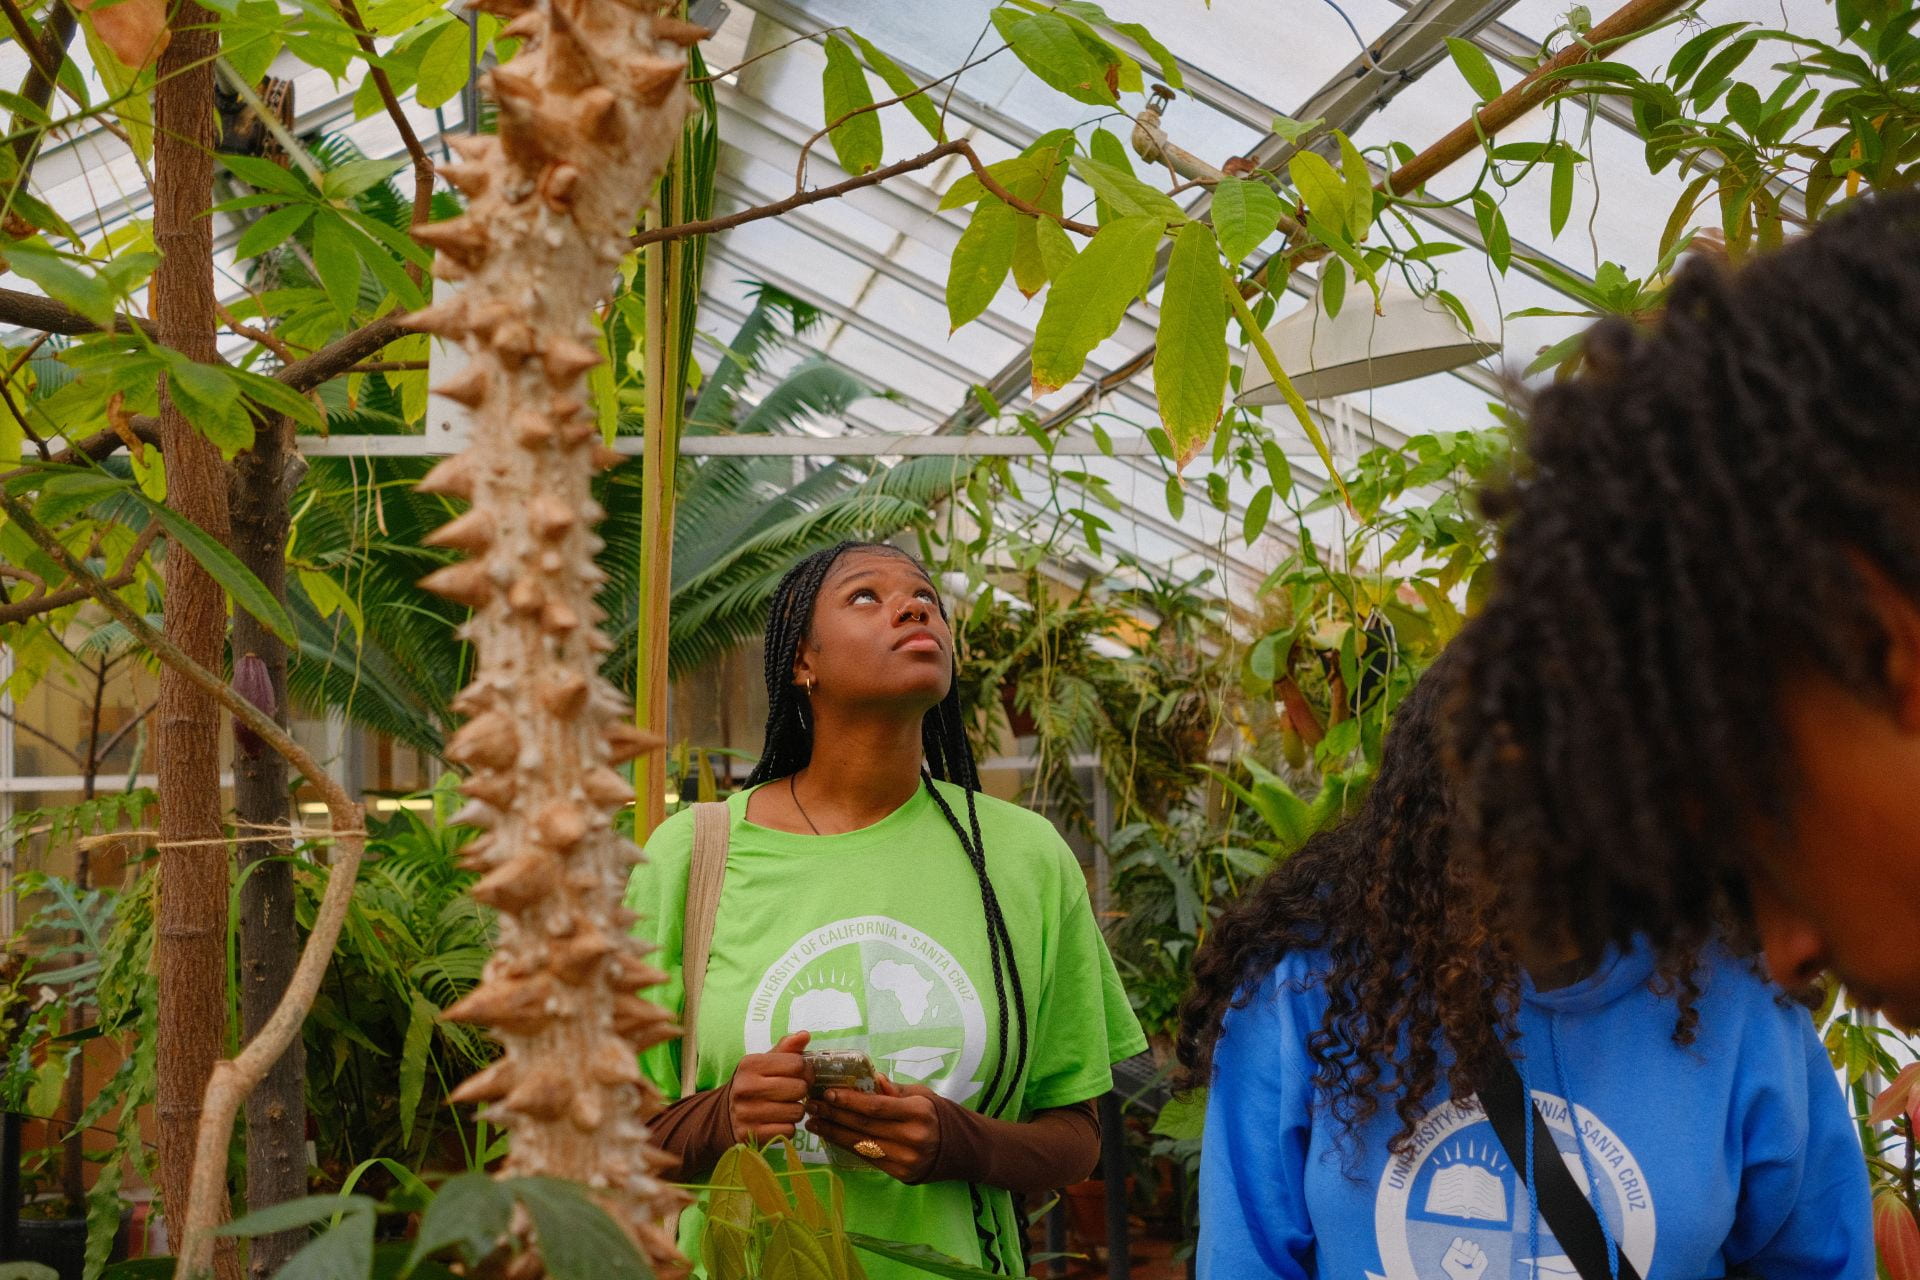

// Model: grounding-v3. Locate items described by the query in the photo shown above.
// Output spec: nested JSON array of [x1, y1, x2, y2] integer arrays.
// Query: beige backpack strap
[[679, 801, 731, 1100]]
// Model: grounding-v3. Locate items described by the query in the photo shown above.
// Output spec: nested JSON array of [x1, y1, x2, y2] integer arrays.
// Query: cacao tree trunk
[[152, 8, 238, 1270], [231, 417, 306, 1277]]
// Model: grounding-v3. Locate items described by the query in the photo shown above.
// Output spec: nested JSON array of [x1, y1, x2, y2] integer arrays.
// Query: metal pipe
[[1101, 1089, 1130, 1280]]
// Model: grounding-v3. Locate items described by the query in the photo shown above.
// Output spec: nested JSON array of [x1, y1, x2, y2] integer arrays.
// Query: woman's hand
[[806, 1074, 943, 1183], [729, 1031, 814, 1143]]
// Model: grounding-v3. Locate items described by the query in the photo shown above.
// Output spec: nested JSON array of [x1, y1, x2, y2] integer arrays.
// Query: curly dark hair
[[1446, 189, 1920, 976], [1177, 651, 1702, 1152]]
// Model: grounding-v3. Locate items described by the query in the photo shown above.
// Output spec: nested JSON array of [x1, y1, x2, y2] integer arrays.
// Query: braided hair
[[1177, 650, 1702, 1154], [1447, 189, 1920, 973], [747, 540, 1029, 1269]]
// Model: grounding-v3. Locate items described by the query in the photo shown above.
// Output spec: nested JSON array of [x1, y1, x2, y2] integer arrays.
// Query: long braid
[[749, 541, 1031, 1272]]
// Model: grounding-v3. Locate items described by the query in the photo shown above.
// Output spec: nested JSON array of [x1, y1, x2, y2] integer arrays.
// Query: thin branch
[[630, 137, 1095, 253], [633, 139, 967, 248], [0, 521, 160, 626], [0, 708, 87, 770], [0, 0, 63, 98], [794, 45, 1004, 190], [0, 494, 364, 1280], [342, 359, 427, 373], [334, 0, 434, 277], [689, 25, 847, 84], [93, 697, 157, 763], [218, 302, 296, 366]]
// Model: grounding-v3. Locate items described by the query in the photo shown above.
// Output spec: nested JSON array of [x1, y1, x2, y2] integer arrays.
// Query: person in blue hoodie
[[1176, 653, 1872, 1279]]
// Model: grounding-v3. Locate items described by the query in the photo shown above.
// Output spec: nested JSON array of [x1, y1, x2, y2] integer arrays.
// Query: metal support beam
[[297, 431, 1160, 458]]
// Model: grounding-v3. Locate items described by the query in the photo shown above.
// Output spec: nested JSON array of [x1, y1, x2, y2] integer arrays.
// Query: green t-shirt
[[624, 779, 1146, 1278]]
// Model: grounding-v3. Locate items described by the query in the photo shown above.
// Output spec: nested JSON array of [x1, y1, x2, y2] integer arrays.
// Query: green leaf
[[1034, 216, 1077, 278], [1156, 222, 1227, 466], [322, 155, 410, 202], [1070, 155, 1184, 222], [1549, 146, 1575, 238], [1471, 191, 1511, 274], [850, 33, 942, 143], [413, 19, 470, 109], [1321, 257, 1346, 320], [1286, 151, 1347, 234], [763, 1219, 836, 1280], [219, 1195, 371, 1238], [278, 1208, 375, 1280], [1335, 131, 1372, 241], [1150, 1089, 1207, 1140], [1210, 177, 1283, 265], [132, 484, 298, 645], [1446, 35, 1501, 100], [947, 199, 1017, 331], [0, 1263, 60, 1280], [235, 204, 313, 261], [6, 244, 116, 326], [1242, 485, 1274, 545], [509, 1180, 653, 1280], [222, 153, 309, 195], [821, 35, 882, 175], [1164, 474, 1185, 520], [845, 1234, 1002, 1279], [230, 367, 325, 430], [1261, 439, 1292, 495], [159, 351, 254, 454], [1030, 214, 1162, 394], [409, 1173, 513, 1270], [1268, 112, 1325, 144], [396, 991, 436, 1146], [1086, 127, 1135, 223], [1689, 35, 1758, 108], [996, 10, 1115, 106], [309, 212, 362, 319]]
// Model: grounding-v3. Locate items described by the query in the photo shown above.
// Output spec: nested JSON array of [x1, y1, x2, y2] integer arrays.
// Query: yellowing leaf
[[947, 199, 1017, 330], [1030, 214, 1162, 394], [1156, 222, 1228, 466], [1336, 131, 1373, 242], [1287, 151, 1347, 235]]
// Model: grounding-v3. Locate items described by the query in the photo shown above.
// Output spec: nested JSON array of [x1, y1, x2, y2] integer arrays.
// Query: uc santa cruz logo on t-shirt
[[745, 915, 988, 1162], [1367, 1093, 1656, 1280]]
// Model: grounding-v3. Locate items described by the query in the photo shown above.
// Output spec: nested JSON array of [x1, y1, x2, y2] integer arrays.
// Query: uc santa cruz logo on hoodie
[[1368, 1092, 1656, 1280]]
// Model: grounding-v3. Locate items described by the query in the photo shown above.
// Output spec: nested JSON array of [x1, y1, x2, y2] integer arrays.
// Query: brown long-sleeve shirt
[[649, 1083, 1102, 1195]]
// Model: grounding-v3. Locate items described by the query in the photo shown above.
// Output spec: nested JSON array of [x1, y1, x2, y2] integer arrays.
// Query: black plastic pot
[[11, 1212, 88, 1280]]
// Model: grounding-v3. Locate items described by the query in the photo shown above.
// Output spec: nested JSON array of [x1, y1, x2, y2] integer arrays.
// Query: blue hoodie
[[1197, 942, 1871, 1279]]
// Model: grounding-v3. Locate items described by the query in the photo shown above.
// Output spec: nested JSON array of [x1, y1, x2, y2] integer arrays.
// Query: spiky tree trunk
[[405, 2, 700, 1270], [151, 7, 238, 1269]]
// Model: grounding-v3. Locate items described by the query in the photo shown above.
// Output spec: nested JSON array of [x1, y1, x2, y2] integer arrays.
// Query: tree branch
[[0, 493, 365, 1280], [6, 0, 76, 175], [630, 137, 1095, 252], [0, 286, 157, 339], [0, 521, 160, 626], [334, 0, 434, 278]]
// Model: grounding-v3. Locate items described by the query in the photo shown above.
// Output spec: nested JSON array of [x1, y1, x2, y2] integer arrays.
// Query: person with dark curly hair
[[1179, 654, 1869, 1279], [1446, 190, 1920, 1026]]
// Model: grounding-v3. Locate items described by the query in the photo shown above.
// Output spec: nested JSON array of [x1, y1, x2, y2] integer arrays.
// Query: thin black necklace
[[789, 773, 823, 835]]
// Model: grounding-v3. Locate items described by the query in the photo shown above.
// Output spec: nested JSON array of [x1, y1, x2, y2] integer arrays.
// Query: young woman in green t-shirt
[[626, 541, 1145, 1277]]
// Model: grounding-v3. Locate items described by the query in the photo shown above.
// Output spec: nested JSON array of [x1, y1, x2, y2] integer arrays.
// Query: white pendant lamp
[[1235, 279, 1500, 405]]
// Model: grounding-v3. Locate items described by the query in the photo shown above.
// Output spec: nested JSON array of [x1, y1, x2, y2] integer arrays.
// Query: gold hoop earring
[[803, 676, 815, 692]]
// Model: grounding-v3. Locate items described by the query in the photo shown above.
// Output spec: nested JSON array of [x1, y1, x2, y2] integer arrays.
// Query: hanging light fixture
[[1236, 279, 1500, 404]]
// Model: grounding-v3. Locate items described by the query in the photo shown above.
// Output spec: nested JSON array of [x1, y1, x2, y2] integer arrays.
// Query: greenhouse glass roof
[[3, 0, 1839, 597]]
